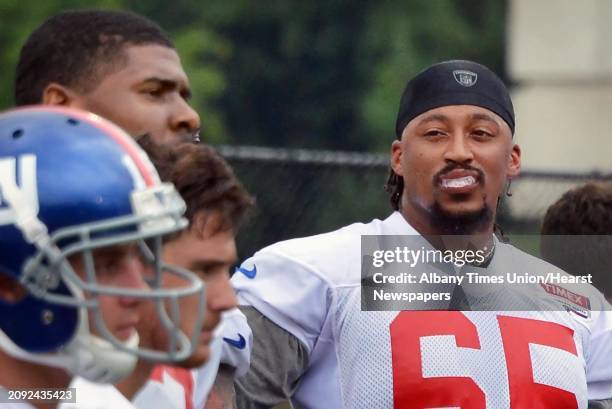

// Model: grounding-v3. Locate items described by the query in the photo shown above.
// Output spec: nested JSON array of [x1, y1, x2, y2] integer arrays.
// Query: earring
[[506, 179, 513, 197]]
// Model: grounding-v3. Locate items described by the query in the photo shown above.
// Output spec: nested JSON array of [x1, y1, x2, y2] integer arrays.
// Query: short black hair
[[15, 9, 174, 106]]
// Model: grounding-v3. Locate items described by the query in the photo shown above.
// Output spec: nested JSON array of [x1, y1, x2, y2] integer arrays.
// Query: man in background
[[15, 9, 200, 145], [541, 182, 612, 302]]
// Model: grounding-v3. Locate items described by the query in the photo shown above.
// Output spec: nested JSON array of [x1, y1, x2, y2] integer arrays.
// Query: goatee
[[429, 202, 492, 235]]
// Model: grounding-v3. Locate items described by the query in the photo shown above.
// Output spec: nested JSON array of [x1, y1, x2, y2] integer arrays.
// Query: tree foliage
[[1, 0, 506, 150]]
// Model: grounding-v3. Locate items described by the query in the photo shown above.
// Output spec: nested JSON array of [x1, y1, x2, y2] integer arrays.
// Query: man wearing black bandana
[[388, 59, 517, 237], [220, 60, 612, 408]]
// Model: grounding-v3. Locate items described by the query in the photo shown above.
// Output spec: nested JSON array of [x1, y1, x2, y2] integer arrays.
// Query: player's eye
[[146, 88, 164, 98], [180, 89, 192, 102], [139, 86, 167, 100], [193, 267, 211, 279], [94, 257, 121, 277], [423, 129, 447, 139], [471, 129, 494, 140]]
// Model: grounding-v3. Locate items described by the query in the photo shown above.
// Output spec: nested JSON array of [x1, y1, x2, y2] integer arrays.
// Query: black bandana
[[395, 60, 515, 138]]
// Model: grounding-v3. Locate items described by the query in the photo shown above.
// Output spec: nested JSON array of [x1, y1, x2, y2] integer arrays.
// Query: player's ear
[[507, 143, 521, 178], [391, 140, 403, 176], [42, 82, 79, 107], [0, 272, 27, 304]]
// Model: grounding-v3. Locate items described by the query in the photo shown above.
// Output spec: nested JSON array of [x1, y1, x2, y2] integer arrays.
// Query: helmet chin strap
[[65, 331, 139, 383], [0, 323, 139, 384]]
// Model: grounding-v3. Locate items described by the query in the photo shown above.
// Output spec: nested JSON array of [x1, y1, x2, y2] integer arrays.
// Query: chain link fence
[[215, 145, 612, 260]]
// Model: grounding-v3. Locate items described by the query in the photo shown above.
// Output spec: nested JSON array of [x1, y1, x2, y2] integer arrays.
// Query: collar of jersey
[[382, 211, 421, 235]]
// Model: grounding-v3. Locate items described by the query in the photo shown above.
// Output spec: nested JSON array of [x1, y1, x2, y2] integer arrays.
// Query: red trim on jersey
[[150, 365, 194, 409], [10, 105, 156, 187], [540, 283, 590, 309]]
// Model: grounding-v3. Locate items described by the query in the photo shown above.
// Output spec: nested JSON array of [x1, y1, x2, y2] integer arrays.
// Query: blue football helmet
[[0, 106, 205, 383]]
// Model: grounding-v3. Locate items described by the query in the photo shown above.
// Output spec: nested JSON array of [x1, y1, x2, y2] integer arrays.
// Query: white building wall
[[508, 0, 612, 173]]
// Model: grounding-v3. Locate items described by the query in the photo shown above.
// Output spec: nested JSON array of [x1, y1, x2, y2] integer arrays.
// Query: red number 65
[[390, 311, 578, 409]]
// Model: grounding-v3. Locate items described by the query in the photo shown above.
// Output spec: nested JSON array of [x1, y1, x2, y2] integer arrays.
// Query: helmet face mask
[[0, 106, 205, 383]]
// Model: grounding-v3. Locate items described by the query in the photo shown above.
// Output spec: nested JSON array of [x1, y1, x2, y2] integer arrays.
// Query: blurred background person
[[14, 9, 201, 145], [541, 183, 612, 302]]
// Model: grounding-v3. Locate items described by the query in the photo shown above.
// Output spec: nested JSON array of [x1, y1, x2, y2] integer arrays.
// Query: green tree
[[358, 0, 507, 151]]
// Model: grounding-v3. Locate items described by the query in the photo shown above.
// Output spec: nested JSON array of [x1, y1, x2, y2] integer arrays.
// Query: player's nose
[[118, 258, 151, 307], [208, 274, 237, 313], [443, 133, 474, 164], [169, 97, 200, 142]]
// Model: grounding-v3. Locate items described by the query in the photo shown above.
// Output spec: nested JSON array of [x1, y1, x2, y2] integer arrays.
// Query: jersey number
[[390, 311, 578, 409]]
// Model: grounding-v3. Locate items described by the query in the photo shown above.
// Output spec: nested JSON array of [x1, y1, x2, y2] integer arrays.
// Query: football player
[[225, 60, 612, 408], [118, 140, 254, 409], [0, 106, 204, 408]]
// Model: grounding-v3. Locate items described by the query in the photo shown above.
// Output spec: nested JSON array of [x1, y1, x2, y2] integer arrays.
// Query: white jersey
[[61, 378, 135, 409], [134, 308, 250, 409], [133, 335, 222, 409], [231, 212, 612, 408]]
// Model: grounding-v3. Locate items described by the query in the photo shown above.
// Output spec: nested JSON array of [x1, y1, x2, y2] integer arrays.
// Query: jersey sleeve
[[231, 248, 332, 353], [229, 248, 332, 407], [586, 304, 612, 400], [234, 306, 310, 408]]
